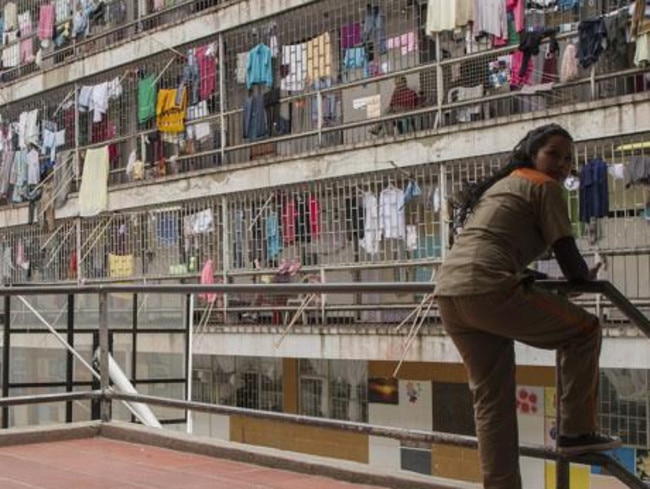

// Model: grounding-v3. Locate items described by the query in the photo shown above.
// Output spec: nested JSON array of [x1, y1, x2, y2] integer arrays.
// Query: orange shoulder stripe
[[511, 168, 553, 185]]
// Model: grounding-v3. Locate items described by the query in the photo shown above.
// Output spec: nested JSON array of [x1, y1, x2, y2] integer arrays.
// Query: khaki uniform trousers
[[436, 284, 602, 489]]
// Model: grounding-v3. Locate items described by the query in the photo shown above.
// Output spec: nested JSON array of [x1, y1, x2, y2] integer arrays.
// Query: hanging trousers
[[436, 284, 601, 489]]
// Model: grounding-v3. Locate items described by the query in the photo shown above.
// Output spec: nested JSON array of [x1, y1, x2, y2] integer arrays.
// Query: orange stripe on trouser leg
[[525, 290, 601, 434]]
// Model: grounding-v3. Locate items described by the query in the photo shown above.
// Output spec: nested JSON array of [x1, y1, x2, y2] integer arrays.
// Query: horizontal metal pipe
[[2, 280, 647, 336], [0, 391, 100, 407], [0, 389, 640, 485], [0, 280, 609, 296]]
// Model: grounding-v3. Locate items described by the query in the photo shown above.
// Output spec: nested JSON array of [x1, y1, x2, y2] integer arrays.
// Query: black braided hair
[[451, 123, 573, 232]]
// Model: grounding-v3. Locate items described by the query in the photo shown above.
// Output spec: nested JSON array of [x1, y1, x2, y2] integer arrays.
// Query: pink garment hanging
[[494, 0, 525, 46], [38, 4, 55, 41], [19, 13, 35, 64], [510, 50, 532, 86], [507, 0, 525, 33], [196, 45, 217, 100], [282, 198, 296, 245], [308, 195, 321, 239], [341, 23, 361, 50], [199, 259, 217, 304]]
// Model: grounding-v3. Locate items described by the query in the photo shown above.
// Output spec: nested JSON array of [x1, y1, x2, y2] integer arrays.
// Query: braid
[[451, 123, 573, 232]]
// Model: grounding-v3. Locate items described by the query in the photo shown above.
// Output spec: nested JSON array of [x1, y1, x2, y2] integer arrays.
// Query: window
[[299, 359, 367, 422], [599, 369, 648, 448], [201, 356, 283, 412]]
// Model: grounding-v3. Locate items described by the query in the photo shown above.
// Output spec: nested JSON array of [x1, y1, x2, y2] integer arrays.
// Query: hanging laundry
[[359, 192, 380, 255], [379, 185, 406, 239], [108, 253, 134, 278], [282, 194, 321, 245], [634, 33, 650, 67], [342, 47, 368, 79], [184, 209, 214, 235], [179, 49, 200, 106], [18, 10, 35, 64], [4, 2, 18, 31], [577, 18, 607, 69], [386, 31, 419, 55], [426, 0, 474, 34], [306, 33, 332, 82], [280, 43, 307, 91], [138, 75, 157, 123], [10, 151, 28, 203], [246, 43, 273, 89], [507, 0, 525, 33], [91, 81, 110, 123], [541, 36, 560, 83], [26, 148, 40, 186], [625, 157, 650, 188], [196, 44, 217, 100], [243, 93, 268, 140], [0, 141, 15, 197], [198, 259, 217, 304], [341, 22, 361, 50], [579, 159, 609, 223], [361, 4, 387, 57], [78, 146, 110, 217], [2, 31, 19, 68], [513, 28, 557, 86], [187, 100, 211, 142], [38, 4, 55, 42], [603, 8, 629, 70], [55, 0, 71, 23], [473, 0, 507, 38], [310, 78, 337, 125], [266, 211, 282, 260], [53, 151, 74, 210], [156, 88, 188, 133], [235, 52, 249, 84], [559, 43, 579, 82]]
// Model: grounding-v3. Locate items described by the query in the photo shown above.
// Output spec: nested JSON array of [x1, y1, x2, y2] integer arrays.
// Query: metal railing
[[0, 280, 648, 488]]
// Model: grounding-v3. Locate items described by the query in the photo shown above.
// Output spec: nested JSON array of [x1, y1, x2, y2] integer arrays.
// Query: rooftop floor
[[0, 422, 471, 489], [0, 437, 385, 489]]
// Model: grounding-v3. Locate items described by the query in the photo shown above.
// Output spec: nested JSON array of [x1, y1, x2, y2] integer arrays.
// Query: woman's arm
[[552, 236, 590, 281]]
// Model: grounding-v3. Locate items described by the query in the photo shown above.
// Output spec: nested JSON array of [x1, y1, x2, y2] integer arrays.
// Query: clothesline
[[153, 56, 178, 85]]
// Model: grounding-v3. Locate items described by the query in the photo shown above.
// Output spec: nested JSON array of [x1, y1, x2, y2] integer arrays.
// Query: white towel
[[79, 146, 109, 217]]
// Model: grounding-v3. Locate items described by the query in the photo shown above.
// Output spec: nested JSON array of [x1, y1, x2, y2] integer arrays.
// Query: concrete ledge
[[0, 421, 101, 447], [100, 421, 480, 489]]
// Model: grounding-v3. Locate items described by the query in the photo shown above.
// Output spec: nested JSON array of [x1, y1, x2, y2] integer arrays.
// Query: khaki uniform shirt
[[435, 168, 573, 296]]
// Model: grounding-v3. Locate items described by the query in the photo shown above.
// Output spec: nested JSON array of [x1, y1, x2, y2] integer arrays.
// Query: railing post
[[439, 162, 449, 260], [556, 353, 570, 489], [2, 295, 10, 429], [590, 65, 597, 100], [98, 291, 111, 422], [218, 33, 226, 164], [221, 196, 230, 321], [435, 33, 444, 129], [75, 217, 83, 284], [65, 294, 74, 423], [317, 90, 323, 147], [185, 293, 194, 435], [74, 83, 81, 190]]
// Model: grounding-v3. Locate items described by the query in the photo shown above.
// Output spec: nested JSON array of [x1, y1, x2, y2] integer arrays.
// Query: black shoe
[[557, 433, 622, 455]]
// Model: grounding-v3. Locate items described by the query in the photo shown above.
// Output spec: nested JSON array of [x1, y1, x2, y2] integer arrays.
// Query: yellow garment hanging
[[156, 88, 188, 133]]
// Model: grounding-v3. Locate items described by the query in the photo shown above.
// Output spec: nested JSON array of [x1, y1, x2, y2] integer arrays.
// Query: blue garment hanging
[[579, 158, 609, 223]]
